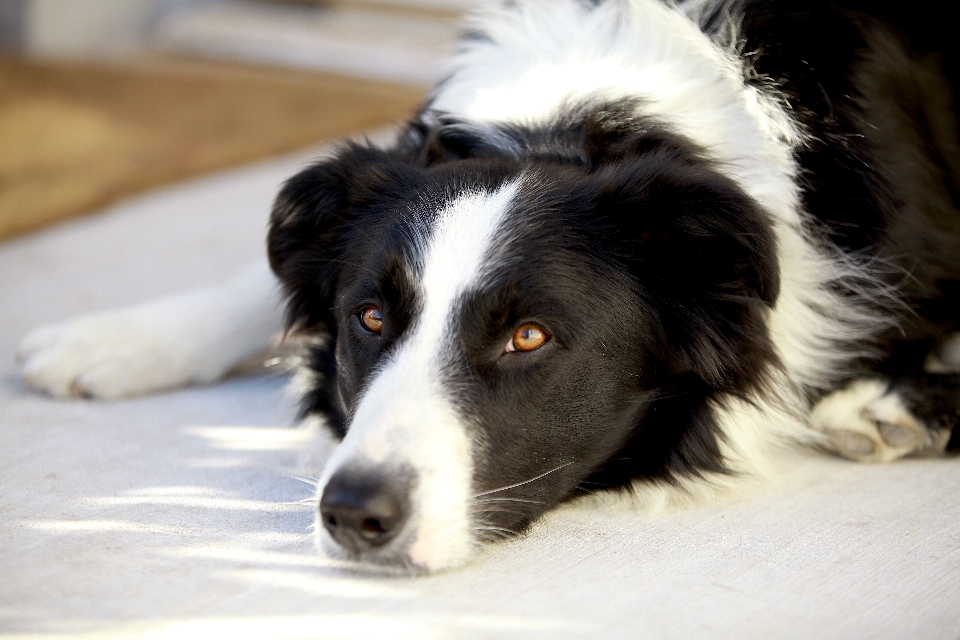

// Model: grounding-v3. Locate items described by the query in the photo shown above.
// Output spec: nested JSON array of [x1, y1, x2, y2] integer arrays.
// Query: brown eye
[[507, 323, 548, 352], [360, 306, 383, 334]]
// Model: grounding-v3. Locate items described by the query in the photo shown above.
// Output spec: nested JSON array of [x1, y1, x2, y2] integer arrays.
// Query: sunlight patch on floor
[[185, 425, 315, 451]]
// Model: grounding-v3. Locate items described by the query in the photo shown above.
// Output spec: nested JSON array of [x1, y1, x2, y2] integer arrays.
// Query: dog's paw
[[810, 379, 944, 462], [16, 310, 210, 400]]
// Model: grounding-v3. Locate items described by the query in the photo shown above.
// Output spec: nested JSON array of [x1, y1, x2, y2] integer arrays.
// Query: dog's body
[[17, 0, 960, 572]]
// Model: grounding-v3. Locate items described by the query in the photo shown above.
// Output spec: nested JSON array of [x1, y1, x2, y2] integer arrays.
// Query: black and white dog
[[17, 0, 960, 572]]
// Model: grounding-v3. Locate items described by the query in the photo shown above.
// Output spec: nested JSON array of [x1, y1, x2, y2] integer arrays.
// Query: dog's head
[[268, 106, 779, 572]]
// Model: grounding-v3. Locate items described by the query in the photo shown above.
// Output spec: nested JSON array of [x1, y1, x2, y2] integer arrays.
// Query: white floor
[[2, 145, 960, 639]]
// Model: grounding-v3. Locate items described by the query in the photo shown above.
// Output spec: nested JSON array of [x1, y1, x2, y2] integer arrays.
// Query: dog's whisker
[[472, 497, 545, 505], [285, 472, 320, 487], [477, 531, 512, 542], [472, 462, 573, 498], [470, 505, 528, 513], [474, 525, 518, 537], [470, 508, 528, 517]]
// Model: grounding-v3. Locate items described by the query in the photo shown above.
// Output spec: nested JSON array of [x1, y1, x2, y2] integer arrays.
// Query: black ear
[[268, 143, 404, 332], [393, 114, 522, 166], [594, 152, 780, 391]]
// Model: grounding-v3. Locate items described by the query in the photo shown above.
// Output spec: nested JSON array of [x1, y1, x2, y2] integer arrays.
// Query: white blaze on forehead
[[415, 179, 521, 348], [318, 179, 522, 572]]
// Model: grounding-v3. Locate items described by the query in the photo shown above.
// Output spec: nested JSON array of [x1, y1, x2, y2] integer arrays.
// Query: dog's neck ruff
[[432, 0, 803, 228]]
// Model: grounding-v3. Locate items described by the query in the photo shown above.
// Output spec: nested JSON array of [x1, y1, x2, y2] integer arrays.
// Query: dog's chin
[[313, 510, 478, 575]]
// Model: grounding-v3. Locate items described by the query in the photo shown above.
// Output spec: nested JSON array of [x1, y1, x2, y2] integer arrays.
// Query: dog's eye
[[359, 306, 383, 334], [507, 324, 549, 352]]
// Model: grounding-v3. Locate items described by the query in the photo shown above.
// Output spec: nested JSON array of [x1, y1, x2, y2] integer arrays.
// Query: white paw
[[810, 379, 942, 462], [16, 264, 284, 400], [16, 311, 207, 400]]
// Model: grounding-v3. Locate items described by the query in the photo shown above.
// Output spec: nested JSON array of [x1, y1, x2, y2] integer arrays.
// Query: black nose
[[319, 469, 411, 553]]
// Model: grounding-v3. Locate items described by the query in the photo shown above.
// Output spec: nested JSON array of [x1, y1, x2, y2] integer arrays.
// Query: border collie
[[16, 0, 960, 573]]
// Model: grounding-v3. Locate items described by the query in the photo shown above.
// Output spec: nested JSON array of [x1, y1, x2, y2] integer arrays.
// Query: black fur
[[696, 0, 960, 443], [730, 0, 960, 339], [270, 103, 780, 532], [268, 0, 960, 546]]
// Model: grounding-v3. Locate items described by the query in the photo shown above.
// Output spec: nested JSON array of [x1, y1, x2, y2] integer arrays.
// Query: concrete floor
[[1, 145, 959, 639]]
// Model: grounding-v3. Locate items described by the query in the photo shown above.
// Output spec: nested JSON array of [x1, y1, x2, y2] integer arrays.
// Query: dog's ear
[[593, 152, 781, 390], [268, 143, 396, 331], [392, 115, 522, 166]]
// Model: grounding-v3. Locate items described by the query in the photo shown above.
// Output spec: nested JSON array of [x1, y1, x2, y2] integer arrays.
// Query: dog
[[16, 0, 960, 572]]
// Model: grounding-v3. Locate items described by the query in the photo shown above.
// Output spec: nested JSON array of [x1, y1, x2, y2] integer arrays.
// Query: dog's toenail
[[70, 379, 93, 399], [828, 429, 876, 457], [877, 421, 922, 448]]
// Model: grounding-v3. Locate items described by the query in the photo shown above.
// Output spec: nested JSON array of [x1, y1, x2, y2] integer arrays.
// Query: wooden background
[[0, 57, 425, 240]]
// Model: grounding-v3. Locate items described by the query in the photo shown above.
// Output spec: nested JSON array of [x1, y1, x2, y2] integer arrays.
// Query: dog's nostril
[[360, 518, 386, 538], [319, 467, 413, 553]]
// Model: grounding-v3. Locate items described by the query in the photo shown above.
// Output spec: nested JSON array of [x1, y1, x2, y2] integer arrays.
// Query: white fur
[[316, 182, 521, 571], [16, 262, 284, 399]]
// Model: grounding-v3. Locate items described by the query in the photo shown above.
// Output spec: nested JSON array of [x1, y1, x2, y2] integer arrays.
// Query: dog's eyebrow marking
[[411, 177, 523, 359]]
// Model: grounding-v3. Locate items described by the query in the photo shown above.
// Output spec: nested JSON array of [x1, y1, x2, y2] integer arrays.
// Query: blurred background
[[0, 0, 482, 240]]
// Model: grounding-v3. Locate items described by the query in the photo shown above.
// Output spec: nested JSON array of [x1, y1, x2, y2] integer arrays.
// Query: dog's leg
[[16, 262, 284, 399], [810, 371, 960, 462]]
